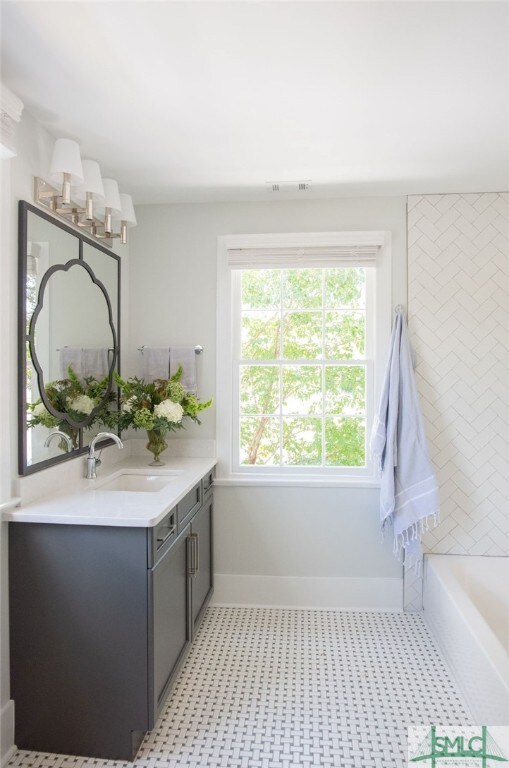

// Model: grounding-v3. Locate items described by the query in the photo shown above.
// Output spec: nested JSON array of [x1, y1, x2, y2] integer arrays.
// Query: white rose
[[67, 394, 95, 415], [154, 399, 184, 424], [33, 403, 48, 417]]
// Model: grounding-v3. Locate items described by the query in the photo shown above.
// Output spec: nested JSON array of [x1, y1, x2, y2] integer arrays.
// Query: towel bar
[[56, 346, 115, 352], [138, 345, 203, 354]]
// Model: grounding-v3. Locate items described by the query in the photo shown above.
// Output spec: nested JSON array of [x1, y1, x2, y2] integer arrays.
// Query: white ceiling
[[1, 1, 508, 204]]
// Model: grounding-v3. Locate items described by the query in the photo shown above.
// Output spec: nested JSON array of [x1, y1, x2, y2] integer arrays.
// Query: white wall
[[130, 197, 407, 608], [0, 111, 51, 763], [0, 147, 16, 764], [0, 110, 130, 761]]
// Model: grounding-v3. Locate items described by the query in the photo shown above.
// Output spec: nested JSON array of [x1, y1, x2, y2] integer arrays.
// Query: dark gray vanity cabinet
[[9, 524, 150, 761], [9, 471, 214, 761]]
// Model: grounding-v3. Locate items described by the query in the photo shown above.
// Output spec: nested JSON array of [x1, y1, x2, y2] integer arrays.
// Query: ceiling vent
[[266, 180, 312, 193]]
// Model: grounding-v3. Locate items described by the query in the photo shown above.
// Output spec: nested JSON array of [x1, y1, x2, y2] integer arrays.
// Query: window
[[217, 232, 391, 485]]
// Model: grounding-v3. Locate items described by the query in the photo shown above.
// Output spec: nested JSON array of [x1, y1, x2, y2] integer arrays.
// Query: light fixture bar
[[34, 177, 114, 247]]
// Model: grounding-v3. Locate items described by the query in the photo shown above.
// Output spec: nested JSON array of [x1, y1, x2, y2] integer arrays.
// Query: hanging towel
[[370, 307, 439, 573], [82, 348, 109, 380], [60, 347, 83, 380], [169, 347, 197, 394], [142, 347, 170, 382]]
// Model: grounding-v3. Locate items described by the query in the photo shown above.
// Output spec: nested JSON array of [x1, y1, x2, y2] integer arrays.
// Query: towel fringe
[[389, 510, 439, 572]]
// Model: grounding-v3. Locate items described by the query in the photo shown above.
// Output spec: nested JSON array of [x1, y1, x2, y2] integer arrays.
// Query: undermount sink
[[95, 472, 183, 493]]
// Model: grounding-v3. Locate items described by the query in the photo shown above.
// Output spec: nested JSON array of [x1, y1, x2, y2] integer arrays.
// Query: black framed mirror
[[18, 201, 121, 475]]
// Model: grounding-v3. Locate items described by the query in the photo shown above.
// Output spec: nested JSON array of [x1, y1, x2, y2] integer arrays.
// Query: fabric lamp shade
[[100, 178, 122, 213], [115, 193, 137, 226], [73, 160, 105, 203], [49, 138, 84, 185]]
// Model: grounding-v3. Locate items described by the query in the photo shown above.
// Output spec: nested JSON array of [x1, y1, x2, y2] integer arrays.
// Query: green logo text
[[410, 726, 508, 766]]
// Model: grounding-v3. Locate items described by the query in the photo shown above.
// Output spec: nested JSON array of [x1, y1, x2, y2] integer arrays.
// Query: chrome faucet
[[86, 432, 123, 480], [44, 431, 73, 452]]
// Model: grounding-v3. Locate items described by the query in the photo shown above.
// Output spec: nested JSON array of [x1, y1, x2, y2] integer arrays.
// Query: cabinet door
[[149, 524, 191, 724], [190, 494, 213, 635], [9, 524, 149, 761]]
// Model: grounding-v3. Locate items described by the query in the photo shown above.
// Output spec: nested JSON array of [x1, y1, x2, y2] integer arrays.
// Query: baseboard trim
[[0, 746, 15, 768], [0, 700, 15, 767], [211, 574, 403, 612]]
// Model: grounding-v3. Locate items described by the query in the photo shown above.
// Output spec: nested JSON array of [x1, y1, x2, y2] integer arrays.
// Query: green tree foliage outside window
[[238, 267, 368, 468]]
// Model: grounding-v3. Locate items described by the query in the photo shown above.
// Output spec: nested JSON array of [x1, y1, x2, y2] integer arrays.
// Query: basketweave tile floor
[[9, 607, 471, 768]]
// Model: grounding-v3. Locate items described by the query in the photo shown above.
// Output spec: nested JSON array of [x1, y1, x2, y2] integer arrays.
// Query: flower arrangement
[[115, 366, 212, 465], [27, 366, 117, 451]]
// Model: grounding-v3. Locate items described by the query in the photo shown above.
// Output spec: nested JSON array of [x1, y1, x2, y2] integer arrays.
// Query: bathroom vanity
[[7, 458, 216, 761]]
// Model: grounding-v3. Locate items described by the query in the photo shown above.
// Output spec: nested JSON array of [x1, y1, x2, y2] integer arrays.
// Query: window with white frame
[[216, 232, 391, 483]]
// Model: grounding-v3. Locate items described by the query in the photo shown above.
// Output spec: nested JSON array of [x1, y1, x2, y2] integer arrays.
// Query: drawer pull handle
[[188, 533, 199, 575], [156, 524, 176, 548]]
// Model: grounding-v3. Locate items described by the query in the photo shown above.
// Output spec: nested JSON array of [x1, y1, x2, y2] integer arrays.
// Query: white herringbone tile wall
[[406, 192, 509, 608]]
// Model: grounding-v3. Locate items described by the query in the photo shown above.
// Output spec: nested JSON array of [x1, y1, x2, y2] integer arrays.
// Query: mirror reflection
[[20, 203, 120, 473]]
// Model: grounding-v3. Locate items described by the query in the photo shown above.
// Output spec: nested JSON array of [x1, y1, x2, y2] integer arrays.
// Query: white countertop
[[4, 457, 217, 528]]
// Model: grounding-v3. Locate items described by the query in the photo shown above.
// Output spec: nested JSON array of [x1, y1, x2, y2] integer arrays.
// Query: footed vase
[[146, 428, 168, 466]]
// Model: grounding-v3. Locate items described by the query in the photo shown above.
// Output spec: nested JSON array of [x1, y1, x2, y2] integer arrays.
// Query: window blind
[[227, 244, 380, 270]]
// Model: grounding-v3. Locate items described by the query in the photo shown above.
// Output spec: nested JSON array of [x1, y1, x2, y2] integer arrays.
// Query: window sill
[[214, 475, 381, 489]]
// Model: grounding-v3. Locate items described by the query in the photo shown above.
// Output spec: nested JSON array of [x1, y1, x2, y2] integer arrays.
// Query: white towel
[[169, 347, 197, 394], [142, 347, 170, 382], [60, 348, 82, 380], [82, 348, 109, 380], [370, 307, 439, 572]]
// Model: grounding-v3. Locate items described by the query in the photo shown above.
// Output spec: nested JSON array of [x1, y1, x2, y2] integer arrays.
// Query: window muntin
[[233, 267, 373, 473]]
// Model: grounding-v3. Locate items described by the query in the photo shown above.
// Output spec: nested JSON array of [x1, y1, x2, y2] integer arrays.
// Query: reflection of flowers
[[32, 402, 49, 419], [67, 394, 96, 415], [27, 365, 116, 450], [123, 396, 136, 413]]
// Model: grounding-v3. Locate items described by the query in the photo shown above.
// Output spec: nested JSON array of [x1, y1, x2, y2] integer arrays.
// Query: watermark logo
[[408, 726, 508, 767]]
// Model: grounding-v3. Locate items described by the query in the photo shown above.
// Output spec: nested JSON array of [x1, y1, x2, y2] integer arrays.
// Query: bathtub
[[423, 554, 509, 725]]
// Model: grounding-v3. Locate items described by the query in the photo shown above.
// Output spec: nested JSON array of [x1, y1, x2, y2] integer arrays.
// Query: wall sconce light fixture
[[49, 138, 84, 206], [116, 194, 137, 244], [34, 137, 136, 247], [74, 160, 105, 221]]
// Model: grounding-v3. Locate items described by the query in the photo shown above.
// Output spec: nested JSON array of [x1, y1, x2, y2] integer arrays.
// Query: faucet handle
[[86, 432, 123, 478]]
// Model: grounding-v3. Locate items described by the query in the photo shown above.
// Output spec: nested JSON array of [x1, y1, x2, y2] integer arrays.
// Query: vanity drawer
[[177, 482, 202, 530], [201, 467, 215, 497], [150, 507, 177, 567]]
